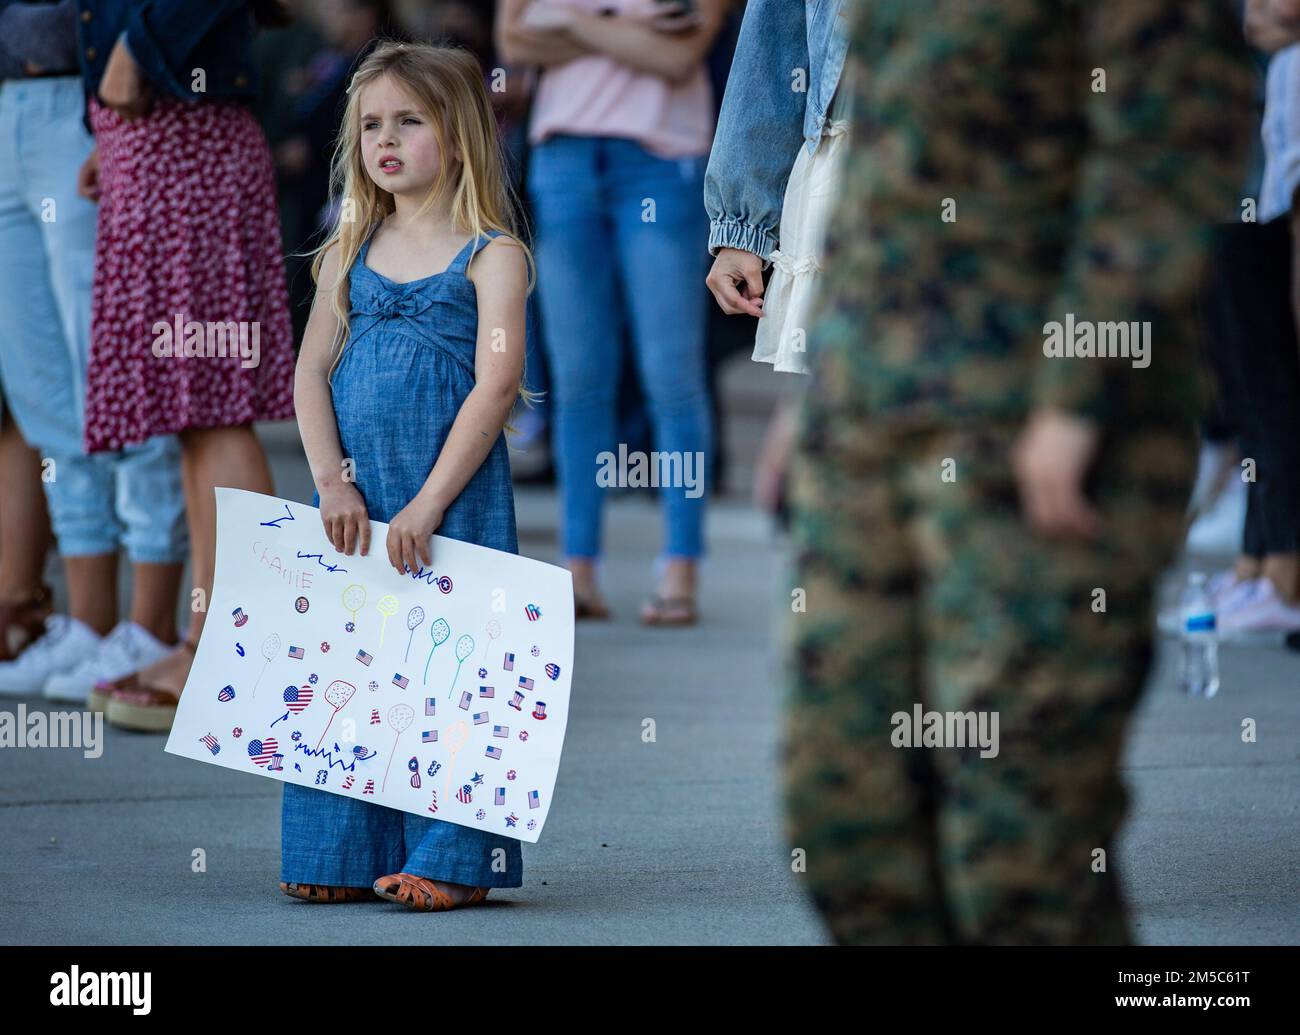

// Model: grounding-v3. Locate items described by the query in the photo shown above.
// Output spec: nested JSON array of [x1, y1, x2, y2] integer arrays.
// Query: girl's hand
[[98, 37, 152, 120], [77, 148, 101, 202], [319, 483, 371, 556], [386, 496, 445, 576]]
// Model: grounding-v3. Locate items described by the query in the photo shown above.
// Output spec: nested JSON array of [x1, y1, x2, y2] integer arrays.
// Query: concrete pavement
[[0, 356, 1296, 944]]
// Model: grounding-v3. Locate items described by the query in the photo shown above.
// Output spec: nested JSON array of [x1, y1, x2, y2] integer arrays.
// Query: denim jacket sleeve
[[122, 0, 250, 98], [703, 0, 809, 263]]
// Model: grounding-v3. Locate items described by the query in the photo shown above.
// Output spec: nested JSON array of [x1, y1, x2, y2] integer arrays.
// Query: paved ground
[[0, 357, 1296, 944]]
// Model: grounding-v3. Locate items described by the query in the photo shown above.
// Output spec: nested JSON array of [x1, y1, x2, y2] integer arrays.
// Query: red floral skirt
[[84, 96, 295, 451]]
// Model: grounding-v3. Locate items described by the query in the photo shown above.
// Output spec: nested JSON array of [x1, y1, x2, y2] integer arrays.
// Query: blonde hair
[[311, 41, 538, 409]]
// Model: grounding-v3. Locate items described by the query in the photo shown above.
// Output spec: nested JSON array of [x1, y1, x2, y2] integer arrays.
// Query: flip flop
[[372, 872, 490, 912], [279, 881, 373, 903], [101, 638, 197, 731], [639, 595, 698, 627]]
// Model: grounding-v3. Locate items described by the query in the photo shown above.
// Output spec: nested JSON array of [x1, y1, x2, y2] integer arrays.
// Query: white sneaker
[[1219, 579, 1300, 639], [0, 615, 102, 697], [43, 620, 170, 703]]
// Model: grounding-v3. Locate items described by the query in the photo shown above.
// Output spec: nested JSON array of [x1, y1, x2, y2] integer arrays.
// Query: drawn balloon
[[480, 618, 502, 661], [447, 634, 475, 699], [252, 633, 280, 699], [376, 594, 399, 648], [342, 584, 366, 623], [315, 679, 357, 749], [404, 606, 425, 662], [381, 704, 415, 792], [423, 617, 450, 686]]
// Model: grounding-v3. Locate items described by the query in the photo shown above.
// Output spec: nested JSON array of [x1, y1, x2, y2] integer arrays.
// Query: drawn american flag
[[493, 725, 508, 738], [424, 697, 436, 716], [479, 685, 494, 698], [503, 652, 514, 671], [283, 685, 313, 713], [485, 745, 502, 760], [518, 676, 534, 692], [247, 737, 278, 766], [356, 649, 373, 666], [473, 712, 488, 725], [393, 673, 409, 689], [287, 645, 305, 659], [528, 790, 540, 809], [422, 730, 438, 743], [459, 691, 472, 710]]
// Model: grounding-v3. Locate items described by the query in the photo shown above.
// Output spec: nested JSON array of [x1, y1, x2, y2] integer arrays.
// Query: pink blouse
[[527, 0, 715, 160]]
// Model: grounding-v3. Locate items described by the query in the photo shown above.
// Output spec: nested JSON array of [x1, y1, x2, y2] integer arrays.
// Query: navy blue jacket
[[75, 0, 260, 102]]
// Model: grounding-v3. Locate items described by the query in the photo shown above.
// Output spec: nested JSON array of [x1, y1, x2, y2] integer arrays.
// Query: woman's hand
[[519, 2, 576, 32], [77, 148, 101, 202], [649, 0, 704, 34], [98, 37, 152, 120], [707, 247, 765, 317], [319, 482, 371, 557], [386, 495, 445, 576]]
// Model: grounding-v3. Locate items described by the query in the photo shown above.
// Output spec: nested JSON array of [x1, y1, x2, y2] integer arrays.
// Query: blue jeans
[[528, 135, 713, 559], [281, 783, 524, 889], [0, 77, 185, 563]]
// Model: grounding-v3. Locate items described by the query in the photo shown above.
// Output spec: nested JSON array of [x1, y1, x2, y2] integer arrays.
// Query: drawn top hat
[[532, 701, 548, 720], [232, 607, 248, 627]]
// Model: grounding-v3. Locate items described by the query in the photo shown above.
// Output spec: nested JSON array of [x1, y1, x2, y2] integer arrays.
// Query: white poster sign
[[164, 488, 574, 843]]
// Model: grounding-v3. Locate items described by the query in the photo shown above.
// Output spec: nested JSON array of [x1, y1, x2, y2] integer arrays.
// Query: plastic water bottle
[[1179, 572, 1220, 698]]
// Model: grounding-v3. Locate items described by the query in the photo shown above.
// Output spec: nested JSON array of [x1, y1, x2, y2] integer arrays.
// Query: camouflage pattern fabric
[[807, 0, 1254, 427], [782, 0, 1253, 944], [784, 421, 1192, 944]]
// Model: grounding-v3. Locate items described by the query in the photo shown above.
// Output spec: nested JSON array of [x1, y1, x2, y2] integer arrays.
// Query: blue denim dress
[[280, 228, 523, 890]]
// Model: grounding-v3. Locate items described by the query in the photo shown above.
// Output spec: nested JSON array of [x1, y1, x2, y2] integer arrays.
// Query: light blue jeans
[[528, 135, 713, 559], [0, 77, 185, 563]]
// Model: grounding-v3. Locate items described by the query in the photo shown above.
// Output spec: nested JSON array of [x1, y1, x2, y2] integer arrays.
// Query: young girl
[[284, 41, 532, 911]]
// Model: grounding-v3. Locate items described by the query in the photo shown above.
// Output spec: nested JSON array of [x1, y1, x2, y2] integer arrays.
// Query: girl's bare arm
[[294, 245, 372, 556], [418, 237, 528, 514]]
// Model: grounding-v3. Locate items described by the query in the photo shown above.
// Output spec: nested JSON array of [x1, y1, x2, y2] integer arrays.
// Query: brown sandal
[[279, 881, 374, 903], [100, 638, 198, 730], [372, 872, 490, 912], [574, 593, 611, 621], [0, 583, 53, 661]]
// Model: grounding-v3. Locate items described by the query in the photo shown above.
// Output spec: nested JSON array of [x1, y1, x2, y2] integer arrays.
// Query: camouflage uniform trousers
[[781, 392, 1194, 944]]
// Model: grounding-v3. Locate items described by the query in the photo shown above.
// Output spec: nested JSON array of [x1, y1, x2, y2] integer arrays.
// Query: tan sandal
[[639, 595, 698, 627], [101, 638, 197, 730], [372, 872, 490, 912], [279, 881, 374, 903]]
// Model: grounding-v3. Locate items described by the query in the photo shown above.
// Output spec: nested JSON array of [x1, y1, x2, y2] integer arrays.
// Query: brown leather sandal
[[279, 881, 374, 903], [0, 583, 53, 661], [372, 872, 490, 912], [101, 638, 198, 731], [574, 593, 611, 621]]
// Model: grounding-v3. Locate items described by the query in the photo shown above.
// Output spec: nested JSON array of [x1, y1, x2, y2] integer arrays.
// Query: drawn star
[[471, 772, 485, 786]]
